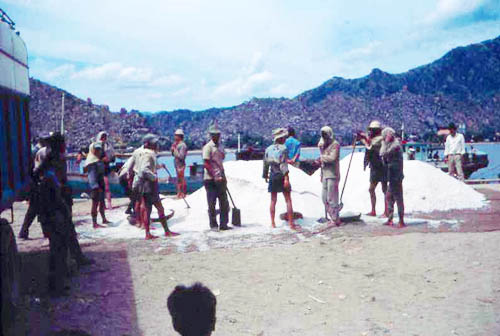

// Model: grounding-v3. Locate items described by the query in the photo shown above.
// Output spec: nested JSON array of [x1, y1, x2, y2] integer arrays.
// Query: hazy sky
[[2, 0, 499, 112]]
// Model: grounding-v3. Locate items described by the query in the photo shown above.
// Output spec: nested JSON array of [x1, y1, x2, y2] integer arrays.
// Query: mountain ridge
[[28, 35, 500, 150]]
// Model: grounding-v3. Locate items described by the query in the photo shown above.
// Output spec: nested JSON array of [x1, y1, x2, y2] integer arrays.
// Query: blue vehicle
[[0, 9, 31, 214], [0, 9, 30, 334]]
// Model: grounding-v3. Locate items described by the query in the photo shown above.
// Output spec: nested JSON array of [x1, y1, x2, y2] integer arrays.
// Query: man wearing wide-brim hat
[[444, 122, 465, 181], [263, 127, 299, 230], [202, 123, 231, 231]]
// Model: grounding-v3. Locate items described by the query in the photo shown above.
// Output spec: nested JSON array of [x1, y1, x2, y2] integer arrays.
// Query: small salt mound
[[312, 152, 487, 214], [175, 161, 325, 230]]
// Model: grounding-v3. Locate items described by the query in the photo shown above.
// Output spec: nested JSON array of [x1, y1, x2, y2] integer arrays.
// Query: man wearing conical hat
[[171, 129, 188, 198], [203, 123, 231, 231], [318, 126, 341, 226], [357, 120, 388, 217], [263, 128, 298, 230]]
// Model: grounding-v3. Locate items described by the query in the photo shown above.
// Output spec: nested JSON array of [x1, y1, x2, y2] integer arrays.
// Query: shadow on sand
[[13, 246, 141, 336]]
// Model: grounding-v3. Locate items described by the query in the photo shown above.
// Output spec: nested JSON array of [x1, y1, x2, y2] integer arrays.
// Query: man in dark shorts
[[357, 120, 388, 217], [380, 127, 405, 228], [263, 128, 298, 230], [137, 134, 179, 239], [85, 142, 110, 229]]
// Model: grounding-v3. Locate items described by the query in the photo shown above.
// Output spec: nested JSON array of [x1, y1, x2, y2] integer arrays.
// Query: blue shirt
[[285, 137, 301, 161]]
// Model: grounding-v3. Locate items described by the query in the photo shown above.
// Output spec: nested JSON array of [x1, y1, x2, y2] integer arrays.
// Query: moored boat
[[403, 142, 489, 179]]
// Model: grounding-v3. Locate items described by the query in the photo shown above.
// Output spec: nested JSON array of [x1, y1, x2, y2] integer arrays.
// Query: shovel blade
[[232, 208, 241, 227]]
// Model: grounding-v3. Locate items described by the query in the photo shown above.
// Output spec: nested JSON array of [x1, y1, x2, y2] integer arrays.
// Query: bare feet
[[366, 211, 376, 216], [383, 220, 393, 226], [145, 233, 158, 240], [165, 231, 180, 237], [93, 223, 106, 229], [396, 221, 406, 228], [379, 213, 389, 218], [290, 223, 301, 231], [102, 219, 112, 224], [271, 222, 276, 228]]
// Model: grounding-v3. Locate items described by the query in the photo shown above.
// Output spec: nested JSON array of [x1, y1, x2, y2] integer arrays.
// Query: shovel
[[226, 187, 241, 227], [338, 136, 357, 211]]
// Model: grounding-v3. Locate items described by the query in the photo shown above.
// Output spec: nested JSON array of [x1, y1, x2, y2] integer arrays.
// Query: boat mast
[[60, 92, 65, 134]]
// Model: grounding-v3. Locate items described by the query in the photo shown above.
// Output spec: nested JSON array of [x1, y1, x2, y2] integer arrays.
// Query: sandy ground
[[3, 185, 500, 336]]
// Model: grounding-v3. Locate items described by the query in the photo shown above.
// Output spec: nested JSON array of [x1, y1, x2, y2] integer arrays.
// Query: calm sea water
[[154, 143, 500, 180]]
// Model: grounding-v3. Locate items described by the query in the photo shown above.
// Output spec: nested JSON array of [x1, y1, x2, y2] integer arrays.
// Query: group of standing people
[[79, 119, 467, 240], [357, 121, 405, 227], [19, 132, 94, 296], [86, 130, 188, 239], [261, 121, 406, 230]]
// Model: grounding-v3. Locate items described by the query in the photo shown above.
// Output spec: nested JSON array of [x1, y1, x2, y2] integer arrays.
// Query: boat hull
[[67, 173, 204, 197]]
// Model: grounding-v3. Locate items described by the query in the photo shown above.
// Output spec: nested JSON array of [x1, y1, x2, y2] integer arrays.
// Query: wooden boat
[[403, 142, 489, 179], [67, 172, 204, 197]]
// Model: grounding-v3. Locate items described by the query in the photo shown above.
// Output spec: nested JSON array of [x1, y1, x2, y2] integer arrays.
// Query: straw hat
[[174, 129, 184, 136], [142, 133, 159, 145], [272, 128, 288, 141], [368, 120, 381, 129], [207, 124, 221, 134]]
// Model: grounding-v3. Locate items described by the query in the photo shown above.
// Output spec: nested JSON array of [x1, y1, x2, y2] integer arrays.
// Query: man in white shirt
[[444, 122, 465, 181]]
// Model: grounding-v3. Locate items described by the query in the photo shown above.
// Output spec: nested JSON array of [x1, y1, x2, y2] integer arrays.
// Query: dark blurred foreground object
[[167, 282, 217, 336], [1, 218, 21, 336]]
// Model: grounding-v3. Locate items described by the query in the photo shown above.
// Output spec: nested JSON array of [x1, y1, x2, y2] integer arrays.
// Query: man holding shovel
[[318, 126, 341, 226], [203, 124, 231, 231]]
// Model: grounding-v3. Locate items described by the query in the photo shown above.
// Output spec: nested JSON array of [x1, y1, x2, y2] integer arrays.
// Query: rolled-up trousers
[[322, 178, 339, 221]]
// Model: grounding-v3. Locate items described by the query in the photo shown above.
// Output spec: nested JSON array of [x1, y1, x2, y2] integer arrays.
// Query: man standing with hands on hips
[[171, 129, 188, 199], [444, 122, 465, 181], [203, 123, 231, 231]]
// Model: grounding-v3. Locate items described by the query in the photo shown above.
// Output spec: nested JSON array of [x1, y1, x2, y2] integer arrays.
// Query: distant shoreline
[[68, 141, 499, 157]]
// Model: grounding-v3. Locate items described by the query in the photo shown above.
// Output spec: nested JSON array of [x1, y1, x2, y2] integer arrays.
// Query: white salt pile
[[75, 153, 487, 245], [317, 152, 487, 214]]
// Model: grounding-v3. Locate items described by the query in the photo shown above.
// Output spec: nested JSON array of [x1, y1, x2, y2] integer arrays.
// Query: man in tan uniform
[[202, 124, 231, 231]]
